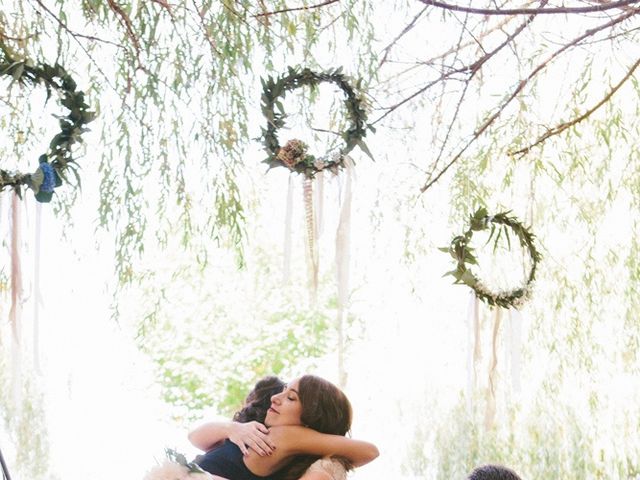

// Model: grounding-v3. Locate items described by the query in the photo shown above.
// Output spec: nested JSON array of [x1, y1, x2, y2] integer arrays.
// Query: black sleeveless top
[[196, 440, 271, 480]]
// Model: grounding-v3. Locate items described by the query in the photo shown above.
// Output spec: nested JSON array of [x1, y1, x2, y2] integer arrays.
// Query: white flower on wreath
[[313, 158, 327, 170]]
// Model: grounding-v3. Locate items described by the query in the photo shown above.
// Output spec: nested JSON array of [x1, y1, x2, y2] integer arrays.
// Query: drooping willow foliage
[[1, 1, 639, 280], [0, 0, 376, 282]]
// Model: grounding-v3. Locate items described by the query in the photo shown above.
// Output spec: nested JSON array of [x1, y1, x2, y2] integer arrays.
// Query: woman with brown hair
[[189, 375, 378, 480]]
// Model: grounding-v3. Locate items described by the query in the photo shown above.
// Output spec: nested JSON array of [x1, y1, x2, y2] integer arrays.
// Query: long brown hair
[[274, 375, 353, 480]]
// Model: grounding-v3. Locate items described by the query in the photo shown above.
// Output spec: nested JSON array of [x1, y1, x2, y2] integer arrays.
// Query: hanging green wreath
[[260, 66, 372, 178], [0, 50, 95, 202], [442, 207, 541, 309]]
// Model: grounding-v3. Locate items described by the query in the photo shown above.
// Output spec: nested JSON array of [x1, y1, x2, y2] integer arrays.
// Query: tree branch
[[417, 0, 640, 16], [509, 56, 640, 157], [191, 0, 222, 57], [253, 0, 341, 17], [372, 1, 544, 126], [31, 0, 125, 49], [378, 6, 428, 68], [419, 6, 640, 193], [0, 30, 39, 42], [105, 0, 142, 63]]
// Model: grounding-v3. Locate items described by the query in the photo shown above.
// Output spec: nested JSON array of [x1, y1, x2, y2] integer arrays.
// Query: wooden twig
[[372, 1, 545, 126], [106, 0, 142, 62], [418, 0, 640, 16], [254, 0, 341, 18], [31, 0, 124, 49], [378, 6, 429, 68], [510, 56, 640, 157], [419, 6, 640, 193], [192, 0, 222, 56]]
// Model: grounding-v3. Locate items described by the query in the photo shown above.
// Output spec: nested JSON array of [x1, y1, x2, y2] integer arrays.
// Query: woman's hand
[[229, 421, 275, 457]]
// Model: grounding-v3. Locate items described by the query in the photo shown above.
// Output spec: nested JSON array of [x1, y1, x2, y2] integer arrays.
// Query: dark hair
[[233, 376, 286, 424], [274, 375, 353, 480], [468, 464, 523, 480]]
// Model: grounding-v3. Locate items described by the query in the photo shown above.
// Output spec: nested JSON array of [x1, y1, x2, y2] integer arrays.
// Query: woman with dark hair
[[189, 375, 378, 480], [190, 376, 285, 457]]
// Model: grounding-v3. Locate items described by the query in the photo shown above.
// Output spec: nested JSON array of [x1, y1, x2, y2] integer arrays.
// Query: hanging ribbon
[[466, 291, 480, 412], [34, 201, 43, 374], [9, 190, 23, 407], [314, 170, 324, 239], [485, 308, 502, 429], [335, 157, 353, 388], [303, 177, 318, 304], [282, 175, 294, 283], [9, 191, 22, 344], [507, 308, 523, 393]]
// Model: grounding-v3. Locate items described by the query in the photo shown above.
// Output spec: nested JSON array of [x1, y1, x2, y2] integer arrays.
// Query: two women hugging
[[145, 374, 379, 480]]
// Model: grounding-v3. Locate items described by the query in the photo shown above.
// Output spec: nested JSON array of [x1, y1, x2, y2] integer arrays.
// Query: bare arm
[[188, 420, 274, 455], [270, 426, 379, 467]]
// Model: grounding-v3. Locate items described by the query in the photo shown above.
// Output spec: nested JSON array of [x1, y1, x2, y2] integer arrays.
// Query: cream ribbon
[[335, 157, 353, 388], [282, 175, 294, 283]]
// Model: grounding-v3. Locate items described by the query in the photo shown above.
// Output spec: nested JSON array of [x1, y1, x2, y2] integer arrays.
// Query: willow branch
[[510, 56, 640, 157], [254, 0, 340, 17], [28, 0, 154, 132], [106, 0, 142, 63], [421, 13, 520, 65], [378, 6, 428, 68], [150, 0, 173, 14], [372, 1, 544, 126], [420, 7, 640, 193], [418, 0, 640, 15], [31, 0, 124, 49], [191, 0, 222, 57], [0, 30, 39, 42]]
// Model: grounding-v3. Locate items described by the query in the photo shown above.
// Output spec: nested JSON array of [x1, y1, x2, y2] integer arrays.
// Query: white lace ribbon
[[303, 177, 318, 304], [9, 190, 23, 407], [485, 308, 502, 429], [507, 308, 523, 393], [282, 175, 294, 283], [335, 157, 353, 388], [34, 201, 43, 375], [466, 290, 480, 412]]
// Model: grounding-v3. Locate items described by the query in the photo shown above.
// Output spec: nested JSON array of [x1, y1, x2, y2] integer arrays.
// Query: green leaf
[[35, 190, 53, 203], [356, 139, 374, 160], [31, 166, 45, 192]]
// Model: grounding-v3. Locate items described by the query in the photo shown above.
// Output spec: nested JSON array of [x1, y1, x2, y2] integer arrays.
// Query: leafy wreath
[[260, 67, 372, 178], [442, 207, 541, 309], [0, 50, 95, 202]]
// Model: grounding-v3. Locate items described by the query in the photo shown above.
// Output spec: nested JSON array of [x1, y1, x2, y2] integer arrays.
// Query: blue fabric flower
[[40, 163, 56, 193]]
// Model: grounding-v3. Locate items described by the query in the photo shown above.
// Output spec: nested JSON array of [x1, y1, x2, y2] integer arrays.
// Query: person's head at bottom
[[468, 464, 522, 480]]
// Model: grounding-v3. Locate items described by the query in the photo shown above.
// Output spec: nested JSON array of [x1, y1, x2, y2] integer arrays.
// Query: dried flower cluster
[[277, 139, 309, 168]]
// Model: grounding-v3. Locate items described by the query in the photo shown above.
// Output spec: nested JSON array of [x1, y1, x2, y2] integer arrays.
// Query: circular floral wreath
[[0, 52, 95, 202], [443, 207, 541, 309], [260, 67, 372, 178]]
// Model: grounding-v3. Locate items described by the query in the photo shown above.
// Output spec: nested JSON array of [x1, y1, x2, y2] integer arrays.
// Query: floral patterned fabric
[[306, 458, 347, 480]]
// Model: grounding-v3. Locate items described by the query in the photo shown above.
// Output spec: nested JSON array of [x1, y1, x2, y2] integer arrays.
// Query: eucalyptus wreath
[[0, 50, 95, 202], [260, 67, 372, 178], [442, 207, 541, 309]]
